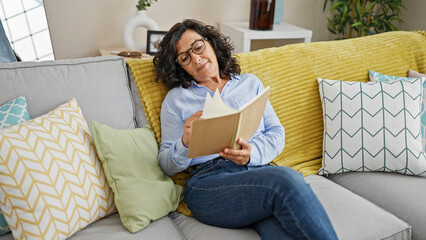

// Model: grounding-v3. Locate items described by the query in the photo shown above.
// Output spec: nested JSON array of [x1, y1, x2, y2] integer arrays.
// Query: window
[[0, 0, 54, 61]]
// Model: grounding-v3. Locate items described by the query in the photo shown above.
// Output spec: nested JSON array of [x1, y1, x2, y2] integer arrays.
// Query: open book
[[188, 86, 271, 158]]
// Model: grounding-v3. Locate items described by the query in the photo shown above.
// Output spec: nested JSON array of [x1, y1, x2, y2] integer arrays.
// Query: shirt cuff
[[173, 137, 189, 163], [247, 147, 260, 166]]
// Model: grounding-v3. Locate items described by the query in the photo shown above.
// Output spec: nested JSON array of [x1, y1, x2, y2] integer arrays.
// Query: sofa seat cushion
[[166, 174, 412, 240], [306, 174, 411, 240], [0, 213, 185, 240], [70, 213, 185, 240], [168, 211, 260, 240], [0, 56, 136, 132], [328, 172, 426, 239]]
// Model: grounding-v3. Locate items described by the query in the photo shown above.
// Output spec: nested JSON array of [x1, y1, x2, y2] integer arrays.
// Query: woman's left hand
[[220, 138, 251, 165]]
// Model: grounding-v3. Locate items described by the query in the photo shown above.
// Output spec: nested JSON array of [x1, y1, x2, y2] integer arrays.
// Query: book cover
[[188, 86, 271, 158]]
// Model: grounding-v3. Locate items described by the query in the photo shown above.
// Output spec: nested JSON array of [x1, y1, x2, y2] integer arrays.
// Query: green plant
[[323, 0, 406, 38], [136, 0, 158, 10]]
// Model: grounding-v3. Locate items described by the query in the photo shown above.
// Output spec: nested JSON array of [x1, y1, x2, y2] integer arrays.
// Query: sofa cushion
[[318, 77, 426, 176], [0, 99, 115, 239], [0, 96, 30, 129], [168, 211, 260, 240], [408, 69, 426, 78], [0, 96, 30, 236], [328, 172, 426, 239], [127, 68, 148, 127], [306, 174, 411, 240], [91, 122, 183, 233], [0, 55, 136, 132], [369, 70, 426, 153]]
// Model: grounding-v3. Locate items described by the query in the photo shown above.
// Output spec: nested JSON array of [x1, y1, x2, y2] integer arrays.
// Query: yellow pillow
[[0, 98, 116, 239]]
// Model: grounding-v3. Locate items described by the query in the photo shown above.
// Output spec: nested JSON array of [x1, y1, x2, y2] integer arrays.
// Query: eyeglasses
[[175, 37, 207, 66]]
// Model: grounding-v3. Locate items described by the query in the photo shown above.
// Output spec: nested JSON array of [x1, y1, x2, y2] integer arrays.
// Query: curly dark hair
[[153, 19, 241, 89]]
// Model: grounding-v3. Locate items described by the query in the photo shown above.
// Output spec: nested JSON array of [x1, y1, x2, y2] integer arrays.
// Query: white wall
[[44, 0, 425, 59], [399, 0, 426, 31]]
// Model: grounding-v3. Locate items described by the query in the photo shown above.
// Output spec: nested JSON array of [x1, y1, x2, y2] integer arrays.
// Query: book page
[[202, 88, 238, 119]]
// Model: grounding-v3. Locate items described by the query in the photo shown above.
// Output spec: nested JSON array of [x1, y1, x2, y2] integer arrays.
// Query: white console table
[[219, 21, 313, 53]]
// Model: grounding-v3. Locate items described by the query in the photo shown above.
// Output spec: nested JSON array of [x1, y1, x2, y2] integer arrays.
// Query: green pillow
[[91, 122, 183, 233]]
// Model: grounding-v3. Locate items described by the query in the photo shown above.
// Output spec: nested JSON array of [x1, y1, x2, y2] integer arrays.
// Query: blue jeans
[[184, 158, 338, 240]]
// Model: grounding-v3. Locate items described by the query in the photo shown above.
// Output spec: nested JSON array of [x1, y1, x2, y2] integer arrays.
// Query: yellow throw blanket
[[127, 31, 426, 216]]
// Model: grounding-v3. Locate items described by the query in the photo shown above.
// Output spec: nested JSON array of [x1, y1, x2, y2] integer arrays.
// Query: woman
[[154, 19, 337, 240]]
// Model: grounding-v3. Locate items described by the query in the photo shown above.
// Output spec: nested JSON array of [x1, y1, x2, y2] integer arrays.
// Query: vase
[[274, 0, 284, 24], [123, 10, 160, 52], [249, 0, 275, 30]]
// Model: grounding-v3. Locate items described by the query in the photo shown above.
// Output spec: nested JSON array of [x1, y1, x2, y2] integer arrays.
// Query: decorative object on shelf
[[322, 0, 406, 39], [123, 0, 160, 52], [98, 48, 153, 59], [118, 51, 142, 58], [249, 0, 275, 30], [274, 0, 284, 24], [136, 0, 157, 10], [146, 30, 167, 55]]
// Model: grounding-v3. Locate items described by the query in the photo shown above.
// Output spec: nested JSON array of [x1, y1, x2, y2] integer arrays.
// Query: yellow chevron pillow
[[0, 98, 116, 240]]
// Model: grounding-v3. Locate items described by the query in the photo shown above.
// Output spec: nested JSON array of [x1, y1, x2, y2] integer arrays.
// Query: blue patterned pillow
[[318, 77, 426, 176], [0, 96, 30, 129], [0, 96, 30, 235], [369, 70, 426, 153]]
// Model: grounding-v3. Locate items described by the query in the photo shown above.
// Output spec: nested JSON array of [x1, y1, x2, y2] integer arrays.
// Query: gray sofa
[[0, 47, 424, 239]]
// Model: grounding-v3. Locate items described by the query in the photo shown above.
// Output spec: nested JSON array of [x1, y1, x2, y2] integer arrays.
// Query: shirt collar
[[231, 74, 240, 81], [190, 81, 202, 88], [190, 74, 240, 88]]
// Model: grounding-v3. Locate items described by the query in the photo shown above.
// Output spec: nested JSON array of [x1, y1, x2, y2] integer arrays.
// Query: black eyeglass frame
[[175, 37, 208, 66]]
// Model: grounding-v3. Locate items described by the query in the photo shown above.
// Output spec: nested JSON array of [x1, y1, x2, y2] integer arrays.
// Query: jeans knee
[[266, 166, 306, 189]]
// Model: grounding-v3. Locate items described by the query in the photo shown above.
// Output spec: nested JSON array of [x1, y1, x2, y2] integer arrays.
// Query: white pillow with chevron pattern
[[369, 70, 426, 153], [318, 78, 426, 176], [0, 98, 116, 240]]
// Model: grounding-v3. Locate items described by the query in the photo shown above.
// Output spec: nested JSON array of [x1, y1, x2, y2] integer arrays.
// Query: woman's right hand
[[182, 111, 203, 148]]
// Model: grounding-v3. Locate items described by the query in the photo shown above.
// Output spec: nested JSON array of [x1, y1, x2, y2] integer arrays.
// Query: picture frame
[[146, 30, 167, 55]]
